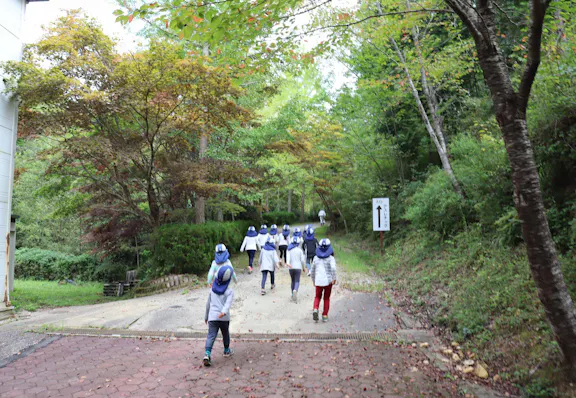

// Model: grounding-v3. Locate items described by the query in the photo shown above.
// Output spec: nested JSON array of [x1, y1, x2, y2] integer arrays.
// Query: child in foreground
[[204, 264, 235, 366], [207, 244, 238, 286], [310, 238, 337, 323]]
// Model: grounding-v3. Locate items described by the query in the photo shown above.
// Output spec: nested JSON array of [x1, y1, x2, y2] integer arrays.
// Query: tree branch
[[517, 0, 550, 113]]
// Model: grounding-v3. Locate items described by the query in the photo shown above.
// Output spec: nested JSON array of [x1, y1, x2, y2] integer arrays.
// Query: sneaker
[[293, 290, 298, 303], [307, 271, 311, 277], [223, 348, 234, 357], [322, 315, 329, 323], [248, 267, 253, 274], [261, 289, 266, 295], [271, 284, 275, 290], [313, 309, 319, 322], [203, 355, 212, 367]]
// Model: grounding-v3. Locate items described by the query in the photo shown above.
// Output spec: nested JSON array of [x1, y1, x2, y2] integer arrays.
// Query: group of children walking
[[203, 224, 337, 366]]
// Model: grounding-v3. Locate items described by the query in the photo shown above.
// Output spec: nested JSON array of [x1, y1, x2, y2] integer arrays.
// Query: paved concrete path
[[0, 335, 460, 397], [7, 251, 395, 334]]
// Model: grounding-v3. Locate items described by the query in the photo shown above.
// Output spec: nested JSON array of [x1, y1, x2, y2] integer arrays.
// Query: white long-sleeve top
[[276, 234, 290, 246], [240, 236, 258, 251], [310, 256, 337, 287], [257, 233, 269, 249], [259, 249, 279, 272], [287, 247, 306, 270]]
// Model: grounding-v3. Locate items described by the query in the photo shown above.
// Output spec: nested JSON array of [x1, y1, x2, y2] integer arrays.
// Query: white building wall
[[0, 0, 26, 304]]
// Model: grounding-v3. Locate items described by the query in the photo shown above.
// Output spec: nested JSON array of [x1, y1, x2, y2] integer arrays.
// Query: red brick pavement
[[0, 336, 460, 397]]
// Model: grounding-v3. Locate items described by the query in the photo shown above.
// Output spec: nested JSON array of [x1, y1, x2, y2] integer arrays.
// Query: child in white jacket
[[259, 236, 280, 295], [240, 226, 258, 273], [257, 224, 269, 249], [286, 236, 305, 303], [310, 238, 337, 323]]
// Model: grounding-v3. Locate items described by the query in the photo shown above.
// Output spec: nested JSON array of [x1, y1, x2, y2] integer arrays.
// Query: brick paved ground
[[0, 335, 461, 397]]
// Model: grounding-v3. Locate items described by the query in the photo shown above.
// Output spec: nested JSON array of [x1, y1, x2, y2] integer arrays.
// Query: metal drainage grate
[[40, 328, 396, 342]]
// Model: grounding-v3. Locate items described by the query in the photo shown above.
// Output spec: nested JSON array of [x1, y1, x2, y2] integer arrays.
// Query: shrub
[[262, 211, 298, 226], [15, 248, 101, 281], [150, 221, 250, 276], [404, 171, 471, 237]]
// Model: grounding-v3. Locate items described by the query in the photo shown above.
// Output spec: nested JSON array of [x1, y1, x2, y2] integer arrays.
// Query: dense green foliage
[[261, 211, 298, 225], [150, 221, 250, 276], [15, 248, 127, 282]]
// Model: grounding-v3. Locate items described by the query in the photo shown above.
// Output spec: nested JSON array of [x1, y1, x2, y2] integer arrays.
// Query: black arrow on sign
[[376, 205, 382, 228]]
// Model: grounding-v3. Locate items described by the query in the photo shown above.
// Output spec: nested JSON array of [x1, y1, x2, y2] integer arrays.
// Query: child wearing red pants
[[310, 238, 337, 322]]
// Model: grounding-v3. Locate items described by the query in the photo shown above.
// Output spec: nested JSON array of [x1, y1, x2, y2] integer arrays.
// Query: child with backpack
[[303, 227, 319, 277], [310, 238, 337, 322], [203, 264, 235, 366], [240, 226, 258, 273], [259, 236, 280, 295], [286, 236, 305, 303]]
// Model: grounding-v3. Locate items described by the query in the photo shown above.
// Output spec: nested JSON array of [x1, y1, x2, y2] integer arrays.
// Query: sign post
[[372, 198, 390, 254]]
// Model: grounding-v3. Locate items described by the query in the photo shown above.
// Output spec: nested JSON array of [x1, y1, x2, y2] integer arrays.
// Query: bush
[[262, 211, 298, 226], [404, 171, 471, 237], [15, 248, 101, 281], [150, 221, 250, 276]]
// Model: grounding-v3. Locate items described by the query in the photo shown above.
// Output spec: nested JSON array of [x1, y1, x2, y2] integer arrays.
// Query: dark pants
[[289, 269, 301, 292], [247, 250, 256, 268], [306, 256, 314, 271], [279, 245, 288, 262], [205, 320, 230, 354], [314, 284, 333, 316], [261, 270, 275, 289]]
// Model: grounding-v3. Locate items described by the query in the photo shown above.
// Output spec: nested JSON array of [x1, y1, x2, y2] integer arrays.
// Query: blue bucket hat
[[269, 224, 278, 235], [259, 224, 268, 234], [215, 243, 230, 264], [305, 227, 315, 240], [293, 227, 302, 238], [282, 225, 290, 238], [316, 238, 334, 258], [263, 236, 276, 251], [212, 265, 234, 295], [288, 236, 301, 250], [246, 226, 258, 237]]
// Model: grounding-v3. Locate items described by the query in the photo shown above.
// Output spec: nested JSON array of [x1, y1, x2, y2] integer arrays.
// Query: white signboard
[[372, 198, 390, 231]]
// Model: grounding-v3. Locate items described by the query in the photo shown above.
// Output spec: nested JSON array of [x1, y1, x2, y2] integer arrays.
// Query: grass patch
[[11, 279, 124, 311]]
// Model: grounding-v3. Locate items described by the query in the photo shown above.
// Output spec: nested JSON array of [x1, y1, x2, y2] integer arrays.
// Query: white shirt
[[257, 233, 269, 249], [276, 234, 290, 246], [240, 236, 258, 251], [318, 210, 326, 217], [287, 247, 306, 270], [259, 249, 279, 272]]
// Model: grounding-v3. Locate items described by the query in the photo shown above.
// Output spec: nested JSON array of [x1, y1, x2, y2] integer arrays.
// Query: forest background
[[1, 0, 575, 395]]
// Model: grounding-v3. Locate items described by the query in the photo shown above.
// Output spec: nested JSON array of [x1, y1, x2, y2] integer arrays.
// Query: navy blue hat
[[215, 243, 230, 264], [316, 238, 334, 258], [212, 265, 234, 295]]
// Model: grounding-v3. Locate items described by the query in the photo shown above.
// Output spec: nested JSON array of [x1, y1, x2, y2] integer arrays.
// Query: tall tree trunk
[[391, 38, 463, 197], [287, 189, 292, 213], [445, 0, 576, 376], [300, 185, 305, 222], [265, 191, 269, 211], [195, 132, 207, 224], [195, 43, 211, 224], [217, 176, 224, 222]]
